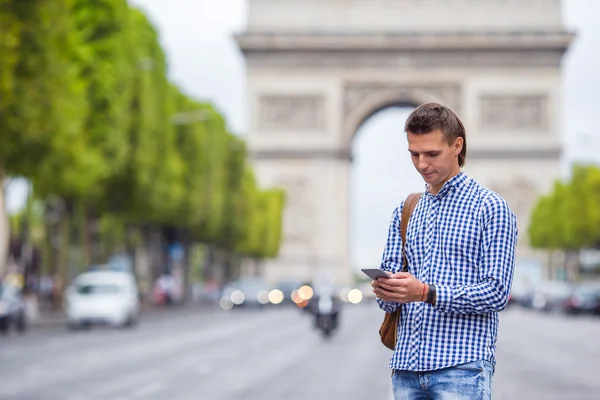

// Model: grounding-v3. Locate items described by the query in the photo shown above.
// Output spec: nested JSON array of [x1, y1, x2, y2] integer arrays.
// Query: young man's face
[[407, 129, 463, 191]]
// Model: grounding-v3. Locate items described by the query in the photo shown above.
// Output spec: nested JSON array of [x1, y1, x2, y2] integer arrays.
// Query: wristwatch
[[426, 284, 436, 304]]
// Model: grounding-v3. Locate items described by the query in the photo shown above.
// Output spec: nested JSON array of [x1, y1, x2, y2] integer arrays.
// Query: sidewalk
[[28, 302, 219, 330]]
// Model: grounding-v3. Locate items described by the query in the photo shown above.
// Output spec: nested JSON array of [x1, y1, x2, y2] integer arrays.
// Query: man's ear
[[454, 137, 463, 155]]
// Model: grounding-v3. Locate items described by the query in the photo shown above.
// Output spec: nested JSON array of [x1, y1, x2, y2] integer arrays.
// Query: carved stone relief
[[275, 176, 314, 244], [258, 94, 325, 132], [480, 95, 549, 132]]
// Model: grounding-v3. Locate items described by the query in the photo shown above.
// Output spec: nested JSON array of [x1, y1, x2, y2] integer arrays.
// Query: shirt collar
[[425, 171, 468, 199]]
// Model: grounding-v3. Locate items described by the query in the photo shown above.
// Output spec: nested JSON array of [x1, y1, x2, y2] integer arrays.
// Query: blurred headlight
[[291, 290, 302, 304], [268, 289, 284, 305], [348, 288, 363, 304], [220, 297, 233, 310], [257, 290, 270, 305], [231, 290, 245, 305], [298, 285, 313, 300], [339, 288, 351, 303]]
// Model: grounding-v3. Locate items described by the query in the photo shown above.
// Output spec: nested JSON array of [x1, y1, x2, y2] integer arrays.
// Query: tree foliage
[[528, 164, 600, 251], [0, 1, 286, 279]]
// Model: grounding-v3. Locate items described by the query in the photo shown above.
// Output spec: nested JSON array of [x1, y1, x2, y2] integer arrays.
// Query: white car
[[65, 270, 140, 329]]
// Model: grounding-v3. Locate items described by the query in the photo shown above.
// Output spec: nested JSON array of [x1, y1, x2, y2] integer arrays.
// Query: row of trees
[[528, 164, 600, 279], [0, 0, 285, 297]]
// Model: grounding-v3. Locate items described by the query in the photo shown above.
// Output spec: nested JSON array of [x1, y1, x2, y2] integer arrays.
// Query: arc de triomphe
[[235, 0, 573, 286]]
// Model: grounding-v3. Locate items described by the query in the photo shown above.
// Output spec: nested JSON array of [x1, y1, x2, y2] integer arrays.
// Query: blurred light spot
[[257, 290, 270, 305], [220, 298, 233, 310], [298, 285, 314, 300], [268, 289, 284, 304], [296, 299, 308, 309], [339, 288, 351, 303], [231, 290, 245, 305], [291, 290, 302, 304], [348, 288, 363, 304]]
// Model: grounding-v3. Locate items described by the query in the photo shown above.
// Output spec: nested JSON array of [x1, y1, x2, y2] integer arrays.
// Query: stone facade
[[246, 0, 564, 33], [236, 0, 573, 286]]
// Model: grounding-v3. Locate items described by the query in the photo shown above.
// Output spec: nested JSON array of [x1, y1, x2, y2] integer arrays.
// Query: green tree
[[0, 0, 91, 274], [238, 186, 286, 263], [528, 164, 600, 280], [261, 189, 285, 259], [106, 7, 185, 225]]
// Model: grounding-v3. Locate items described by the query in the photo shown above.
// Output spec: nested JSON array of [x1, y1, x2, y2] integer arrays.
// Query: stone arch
[[342, 83, 462, 149], [235, 0, 571, 285]]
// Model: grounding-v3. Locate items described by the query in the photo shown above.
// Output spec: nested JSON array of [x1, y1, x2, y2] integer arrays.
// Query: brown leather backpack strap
[[379, 191, 423, 351], [400, 192, 422, 272]]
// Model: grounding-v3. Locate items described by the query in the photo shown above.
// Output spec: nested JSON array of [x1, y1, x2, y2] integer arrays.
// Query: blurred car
[[65, 270, 140, 329], [272, 280, 302, 306], [531, 281, 574, 312], [563, 284, 600, 315], [507, 281, 537, 308], [0, 282, 27, 335], [220, 279, 270, 310]]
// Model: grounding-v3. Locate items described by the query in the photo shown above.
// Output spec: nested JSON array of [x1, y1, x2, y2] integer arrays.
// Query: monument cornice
[[250, 147, 562, 162], [235, 31, 574, 53]]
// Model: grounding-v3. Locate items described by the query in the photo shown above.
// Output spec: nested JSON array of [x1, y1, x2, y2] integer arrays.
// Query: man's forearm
[[427, 279, 508, 314]]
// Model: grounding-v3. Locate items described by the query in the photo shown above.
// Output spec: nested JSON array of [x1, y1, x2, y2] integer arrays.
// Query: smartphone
[[361, 268, 391, 280]]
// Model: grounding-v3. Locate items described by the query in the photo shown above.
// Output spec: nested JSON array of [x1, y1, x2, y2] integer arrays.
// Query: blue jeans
[[392, 360, 494, 400]]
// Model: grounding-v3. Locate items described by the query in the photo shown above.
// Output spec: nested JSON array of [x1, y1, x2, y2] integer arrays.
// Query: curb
[[27, 303, 220, 330]]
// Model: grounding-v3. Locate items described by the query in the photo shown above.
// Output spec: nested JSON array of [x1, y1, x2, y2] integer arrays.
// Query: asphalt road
[[0, 303, 598, 399]]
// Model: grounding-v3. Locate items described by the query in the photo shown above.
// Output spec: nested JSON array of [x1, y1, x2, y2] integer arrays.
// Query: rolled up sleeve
[[434, 194, 518, 315]]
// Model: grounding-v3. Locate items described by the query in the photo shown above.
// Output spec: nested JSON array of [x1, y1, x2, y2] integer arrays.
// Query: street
[[0, 303, 598, 400]]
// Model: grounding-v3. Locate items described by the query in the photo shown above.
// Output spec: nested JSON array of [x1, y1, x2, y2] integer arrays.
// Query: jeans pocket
[[482, 360, 495, 374], [430, 361, 489, 400], [452, 360, 484, 373]]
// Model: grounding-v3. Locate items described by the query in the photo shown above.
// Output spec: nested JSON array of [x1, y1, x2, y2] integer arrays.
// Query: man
[[372, 102, 517, 400]]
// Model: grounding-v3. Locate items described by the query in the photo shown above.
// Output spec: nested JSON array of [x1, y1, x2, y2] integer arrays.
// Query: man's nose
[[417, 156, 428, 170]]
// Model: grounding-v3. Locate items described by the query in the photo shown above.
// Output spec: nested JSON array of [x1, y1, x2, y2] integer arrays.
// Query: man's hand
[[372, 272, 426, 303]]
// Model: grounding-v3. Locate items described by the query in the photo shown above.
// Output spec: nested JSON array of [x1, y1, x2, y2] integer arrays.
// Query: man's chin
[[422, 173, 435, 182]]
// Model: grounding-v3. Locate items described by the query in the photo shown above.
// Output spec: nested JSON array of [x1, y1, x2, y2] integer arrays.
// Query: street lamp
[[171, 110, 209, 125]]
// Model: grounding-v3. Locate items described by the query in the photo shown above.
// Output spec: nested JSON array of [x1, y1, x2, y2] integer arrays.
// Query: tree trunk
[[180, 231, 191, 303], [0, 171, 9, 276], [87, 204, 103, 265], [254, 258, 262, 277], [136, 226, 152, 304], [46, 203, 69, 310], [544, 251, 553, 281], [564, 249, 580, 282], [203, 245, 216, 282], [81, 204, 91, 268], [222, 250, 233, 283], [124, 224, 138, 277], [148, 225, 163, 282]]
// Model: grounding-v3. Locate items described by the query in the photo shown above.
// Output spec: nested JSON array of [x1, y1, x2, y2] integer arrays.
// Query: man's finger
[[377, 279, 407, 289], [390, 272, 412, 279], [377, 287, 399, 301]]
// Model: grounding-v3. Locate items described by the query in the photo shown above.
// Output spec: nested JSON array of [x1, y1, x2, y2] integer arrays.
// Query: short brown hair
[[404, 102, 467, 167]]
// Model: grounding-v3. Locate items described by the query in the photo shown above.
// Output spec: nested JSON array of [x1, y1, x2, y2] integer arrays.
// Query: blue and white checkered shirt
[[377, 172, 517, 372]]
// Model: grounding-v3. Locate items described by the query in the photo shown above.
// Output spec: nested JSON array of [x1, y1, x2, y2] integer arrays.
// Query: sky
[[8, 0, 600, 269]]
